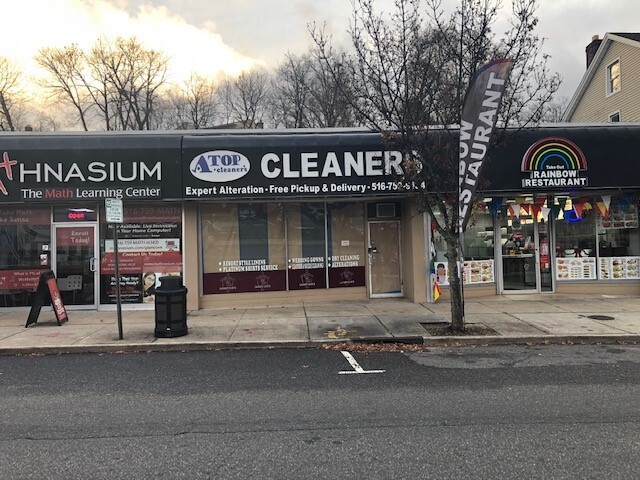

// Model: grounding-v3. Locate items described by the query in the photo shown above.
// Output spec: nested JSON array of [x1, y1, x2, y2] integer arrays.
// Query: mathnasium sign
[[0, 135, 181, 203]]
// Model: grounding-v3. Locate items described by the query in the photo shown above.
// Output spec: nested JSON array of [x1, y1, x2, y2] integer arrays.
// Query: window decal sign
[[521, 137, 588, 188]]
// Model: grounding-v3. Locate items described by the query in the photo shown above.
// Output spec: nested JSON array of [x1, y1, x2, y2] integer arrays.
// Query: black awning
[[483, 124, 640, 193]]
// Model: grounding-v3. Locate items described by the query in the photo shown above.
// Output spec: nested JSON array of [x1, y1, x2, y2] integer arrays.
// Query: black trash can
[[154, 276, 188, 338]]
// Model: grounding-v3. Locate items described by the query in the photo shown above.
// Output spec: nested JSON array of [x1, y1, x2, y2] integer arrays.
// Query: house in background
[[564, 33, 640, 123]]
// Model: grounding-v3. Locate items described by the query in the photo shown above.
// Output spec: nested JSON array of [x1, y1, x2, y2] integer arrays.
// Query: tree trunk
[[0, 93, 15, 131], [446, 237, 465, 331]]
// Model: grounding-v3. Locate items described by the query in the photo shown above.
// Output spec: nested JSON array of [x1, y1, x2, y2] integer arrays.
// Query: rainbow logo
[[521, 137, 587, 172]]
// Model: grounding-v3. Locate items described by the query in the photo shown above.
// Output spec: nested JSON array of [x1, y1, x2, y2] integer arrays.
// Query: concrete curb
[[1, 334, 639, 356], [0, 340, 319, 356], [420, 334, 640, 347]]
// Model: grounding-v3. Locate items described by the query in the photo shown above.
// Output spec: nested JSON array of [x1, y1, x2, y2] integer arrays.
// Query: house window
[[609, 111, 621, 122], [606, 59, 620, 95]]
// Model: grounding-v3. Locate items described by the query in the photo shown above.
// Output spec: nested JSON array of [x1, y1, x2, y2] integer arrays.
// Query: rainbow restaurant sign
[[521, 137, 588, 188]]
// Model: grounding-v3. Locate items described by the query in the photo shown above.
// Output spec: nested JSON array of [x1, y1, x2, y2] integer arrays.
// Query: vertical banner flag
[[459, 58, 513, 232]]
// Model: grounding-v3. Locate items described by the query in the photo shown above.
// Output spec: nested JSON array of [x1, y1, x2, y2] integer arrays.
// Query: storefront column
[[401, 200, 427, 303], [183, 202, 201, 310]]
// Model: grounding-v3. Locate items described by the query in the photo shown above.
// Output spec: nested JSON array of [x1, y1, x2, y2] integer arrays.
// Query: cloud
[[0, 0, 262, 87]]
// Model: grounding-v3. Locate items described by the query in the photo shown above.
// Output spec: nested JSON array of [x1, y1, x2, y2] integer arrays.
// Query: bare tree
[[312, 0, 561, 330], [166, 73, 219, 129], [541, 95, 569, 123], [271, 54, 313, 128], [220, 68, 271, 128], [36, 37, 169, 131], [36, 45, 92, 131], [271, 50, 356, 128], [97, 37, 169, 130], [83, 38, 120, 130], [0, 57, 25, 131], [306, 49, 356, 127]]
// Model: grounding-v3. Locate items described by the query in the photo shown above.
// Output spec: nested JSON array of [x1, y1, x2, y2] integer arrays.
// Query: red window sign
[[47, 277, 67, 320], [56, 227, 94, 247]]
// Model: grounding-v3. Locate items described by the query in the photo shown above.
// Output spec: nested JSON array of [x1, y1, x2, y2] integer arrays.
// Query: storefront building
[[0, 134, 185, 309], [182, 133, 426, 308], [0, 131, 427, 311], [0, 125, 638, 311], [430, 124, 640, 300]]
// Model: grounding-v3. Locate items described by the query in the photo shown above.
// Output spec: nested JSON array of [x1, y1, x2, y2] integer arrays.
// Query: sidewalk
[[1, 294, 640, 355]]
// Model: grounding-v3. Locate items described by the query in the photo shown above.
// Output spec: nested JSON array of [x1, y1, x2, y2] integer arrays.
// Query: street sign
[[105, 198, 124, 224], [105, 198, 124, 339]]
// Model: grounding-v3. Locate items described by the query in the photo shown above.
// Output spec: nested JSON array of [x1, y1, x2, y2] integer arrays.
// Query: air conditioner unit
[[376, 203, 396, 218]]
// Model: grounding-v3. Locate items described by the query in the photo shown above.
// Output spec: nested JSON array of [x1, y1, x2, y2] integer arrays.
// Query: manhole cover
[[586, 315, 615, 321]]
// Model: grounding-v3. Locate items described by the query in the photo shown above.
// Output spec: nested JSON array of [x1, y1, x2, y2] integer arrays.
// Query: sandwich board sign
[[25, 270, 68, 327]]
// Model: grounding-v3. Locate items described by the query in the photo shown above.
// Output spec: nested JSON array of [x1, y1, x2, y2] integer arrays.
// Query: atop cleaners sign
[[182, 133, 414, 200], [521, 137, 588, 188], [190, 150, 250, 182]]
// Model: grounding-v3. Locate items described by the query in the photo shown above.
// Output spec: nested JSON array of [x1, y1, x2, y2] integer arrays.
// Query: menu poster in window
[[556, 258, 596, 280], [598, 206, 638, 230], [463, 260, 495, 284], [599, 257, 640, 279], [433, 260, 495, 286]]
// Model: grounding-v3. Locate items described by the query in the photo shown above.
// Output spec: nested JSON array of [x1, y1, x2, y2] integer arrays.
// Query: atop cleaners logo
[[190, 150, 250, 183], [521, 137, 588, 188]]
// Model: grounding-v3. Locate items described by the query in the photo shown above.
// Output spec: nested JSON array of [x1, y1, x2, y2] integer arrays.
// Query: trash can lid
[[158, 275, 183, 290]]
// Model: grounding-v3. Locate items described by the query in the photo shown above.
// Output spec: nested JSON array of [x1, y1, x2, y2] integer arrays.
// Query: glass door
[[368, 221, 402, 297], [53, 224, 98, 309], [500, 215, 537, 291], [499, 207, 554, 293], [538, 219, 553, 292]]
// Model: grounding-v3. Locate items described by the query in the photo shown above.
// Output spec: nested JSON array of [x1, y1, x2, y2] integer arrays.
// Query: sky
[[1, 0, 640, 102]]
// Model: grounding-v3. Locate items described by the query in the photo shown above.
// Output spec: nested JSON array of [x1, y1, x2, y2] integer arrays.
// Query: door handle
[[89, 257, 97, 272]]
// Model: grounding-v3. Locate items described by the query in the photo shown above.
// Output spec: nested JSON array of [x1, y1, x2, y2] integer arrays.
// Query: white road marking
[[339, 351, 385, 375]]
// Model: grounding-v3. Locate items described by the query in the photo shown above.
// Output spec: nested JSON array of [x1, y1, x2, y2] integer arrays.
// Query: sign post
[[105, 198, 124, 339]]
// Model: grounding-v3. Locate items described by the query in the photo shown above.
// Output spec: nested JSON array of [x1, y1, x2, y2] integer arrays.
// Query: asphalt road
[[1, 344, 640, 479]]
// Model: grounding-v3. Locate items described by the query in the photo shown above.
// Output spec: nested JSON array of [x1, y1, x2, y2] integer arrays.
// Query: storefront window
[[327, 202, 366, 288], [0, 206, 51, 306], [555, 198, 597, 258], [554, 196, 639, 281], [287, 203, 326, 290], [202, 203, 286, 294], [202, 201, 367, 295], [597, 201, 639, 280], [431, 206, 495, 286], [462, 210, 495, 261], [99, 204, 183, 304], [554, 198, 598, 280]]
